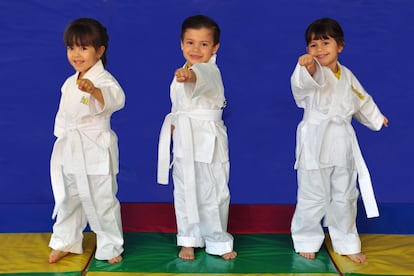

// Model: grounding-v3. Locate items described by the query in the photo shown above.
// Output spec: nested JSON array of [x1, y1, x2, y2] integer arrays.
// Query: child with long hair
[[49, 18, 125, 264], [290, 17, 388, 263]]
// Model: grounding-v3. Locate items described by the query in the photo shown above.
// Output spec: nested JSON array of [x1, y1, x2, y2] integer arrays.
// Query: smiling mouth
[[72, 60, 84, 65], [189, 54, 202, 59]]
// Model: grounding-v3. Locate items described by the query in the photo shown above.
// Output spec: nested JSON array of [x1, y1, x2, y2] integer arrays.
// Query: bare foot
[[299, 252, 316, 259], [48, 250, 69, 263], [346, 252, 366, 263], [108, 255, 123, 264], [179, 247, 195, 260], [221, 250, 237, 260]]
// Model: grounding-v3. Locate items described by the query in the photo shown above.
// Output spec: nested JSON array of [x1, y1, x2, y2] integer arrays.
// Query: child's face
[[307, 35, 343, 72], [66, 44, 105, 78], [180, 27, 219, 67]]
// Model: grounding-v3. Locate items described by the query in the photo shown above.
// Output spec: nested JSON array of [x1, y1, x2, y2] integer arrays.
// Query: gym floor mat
[[325, 234, 414, 276], [2, 232, 413, 275], [0, 232, 96, 276], [86, 232, 338, 275]]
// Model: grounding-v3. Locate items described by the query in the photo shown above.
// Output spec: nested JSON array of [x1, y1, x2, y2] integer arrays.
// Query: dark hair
[[63, 18, 109, 66], [180, 15, 220, 45], [305, 18, 344, 47]]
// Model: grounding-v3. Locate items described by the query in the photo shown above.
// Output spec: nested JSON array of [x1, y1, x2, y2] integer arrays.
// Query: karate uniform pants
[[291, 167, 361, 255], [172, 159, 234, 256], [49, 173, 124, 260]]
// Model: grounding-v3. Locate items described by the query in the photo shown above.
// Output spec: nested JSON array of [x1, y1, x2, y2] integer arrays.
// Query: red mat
[[121, 203, 294, 233]]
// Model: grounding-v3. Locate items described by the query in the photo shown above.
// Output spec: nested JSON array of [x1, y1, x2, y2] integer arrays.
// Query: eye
[[67, 46, 74, 50], [185, 40, 193, 45], [309, 43, 316, 48], [201, 42, 209, 47]]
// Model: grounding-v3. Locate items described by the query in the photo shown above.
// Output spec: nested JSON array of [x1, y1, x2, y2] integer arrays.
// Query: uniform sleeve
[[354, 96, 385, 131], [90, 75, 125, 115], [53, 81, 68, 138], [291, 61, 325, 108], [350, 74, 385, 131], [188, 62, 225, 109]]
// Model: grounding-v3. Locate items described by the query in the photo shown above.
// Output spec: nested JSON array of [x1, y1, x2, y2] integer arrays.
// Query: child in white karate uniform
[[158, 15, 237, 260], [290, 18, 388, 263], [49, 18, 125, 264]]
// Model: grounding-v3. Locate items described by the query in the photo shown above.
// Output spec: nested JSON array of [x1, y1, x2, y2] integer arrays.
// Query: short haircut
[[180, 15, 220, 45]]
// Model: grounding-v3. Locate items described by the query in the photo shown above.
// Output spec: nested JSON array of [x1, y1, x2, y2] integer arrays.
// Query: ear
[[97, 46, 106, 59], [212, 43, 220, 54], [338, 42, 345, 53], [180, 40, 184, 51]]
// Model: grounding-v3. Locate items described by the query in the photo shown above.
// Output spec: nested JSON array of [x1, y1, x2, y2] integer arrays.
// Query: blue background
[[0, 0, 412, 232]]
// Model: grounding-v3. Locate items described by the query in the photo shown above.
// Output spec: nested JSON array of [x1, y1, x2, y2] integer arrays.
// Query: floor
[[1, 232, 414, 276]]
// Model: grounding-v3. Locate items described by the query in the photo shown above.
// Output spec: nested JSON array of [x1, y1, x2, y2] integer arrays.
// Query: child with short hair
[[290, 17, 388, 263], [49, 18, 125, 264], [157, 14, 237, 260]]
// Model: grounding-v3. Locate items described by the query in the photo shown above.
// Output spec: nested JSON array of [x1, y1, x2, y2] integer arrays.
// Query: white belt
[[304, 111, 379, 219], [50, 120, 110, 231], [157, 109, 223, 224]]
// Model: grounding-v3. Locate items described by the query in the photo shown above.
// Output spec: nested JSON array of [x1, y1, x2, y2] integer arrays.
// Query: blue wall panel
[[0, 1, 413, 231]]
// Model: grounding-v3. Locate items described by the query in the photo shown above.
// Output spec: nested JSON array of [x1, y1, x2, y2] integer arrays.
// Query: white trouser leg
[[49, 173, 124, 260], [87, 175, 124, 260], [49, 173, 87, 254], [173, 160, 205, 248], [328, 167, 361, 255], [291, 169, 330, 253], [173, 160, 233, 256]]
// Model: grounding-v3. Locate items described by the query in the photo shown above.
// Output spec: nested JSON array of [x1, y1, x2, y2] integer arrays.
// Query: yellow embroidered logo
[[351, 85, 365, 100], [80, 96, 89, 105]]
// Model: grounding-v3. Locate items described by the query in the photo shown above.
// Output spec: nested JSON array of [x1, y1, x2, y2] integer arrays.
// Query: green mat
[[87, 233, 338, 274]]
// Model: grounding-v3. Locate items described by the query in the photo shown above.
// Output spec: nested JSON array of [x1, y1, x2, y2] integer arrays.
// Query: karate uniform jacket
[[51, 60, 125, 217], [157, 55, 229, 224], [171, 55, 228, 164], [291, 61, 385, 218], [158, 55, 228, 184]]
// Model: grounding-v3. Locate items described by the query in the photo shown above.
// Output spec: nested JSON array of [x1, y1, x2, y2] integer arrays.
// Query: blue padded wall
[[0, 0, 413, 231]]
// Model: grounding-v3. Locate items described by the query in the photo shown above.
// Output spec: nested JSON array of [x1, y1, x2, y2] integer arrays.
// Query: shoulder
[[61, 73, 77, 90], [192, 61, 219, 70], [191, 62, 221, 79], [339, 64, 357, 78]]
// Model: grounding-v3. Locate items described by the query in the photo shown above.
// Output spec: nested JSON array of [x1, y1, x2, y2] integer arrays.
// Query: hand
[[175, 68, 196, 83], [298, 54, 316, 75], [383, 116, 389, 127], [77, 79, 97, 94]]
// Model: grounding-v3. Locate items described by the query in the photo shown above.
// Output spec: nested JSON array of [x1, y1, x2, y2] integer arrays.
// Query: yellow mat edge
[[325, 233, 414, 275], [0, 232, 96, 274]]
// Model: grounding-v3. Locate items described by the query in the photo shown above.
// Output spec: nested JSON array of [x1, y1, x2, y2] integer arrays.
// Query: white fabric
[[49, 60, 125, 260], [173, 160, 233, 256], [290, 61, 385, 255], [51, 59, 124, 217], [157, 55, 233, 255], [49, 174, 124, 260], [291, 168, 361, 254], [291, 61, 385, 218], [158, 109, 223, 224]]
